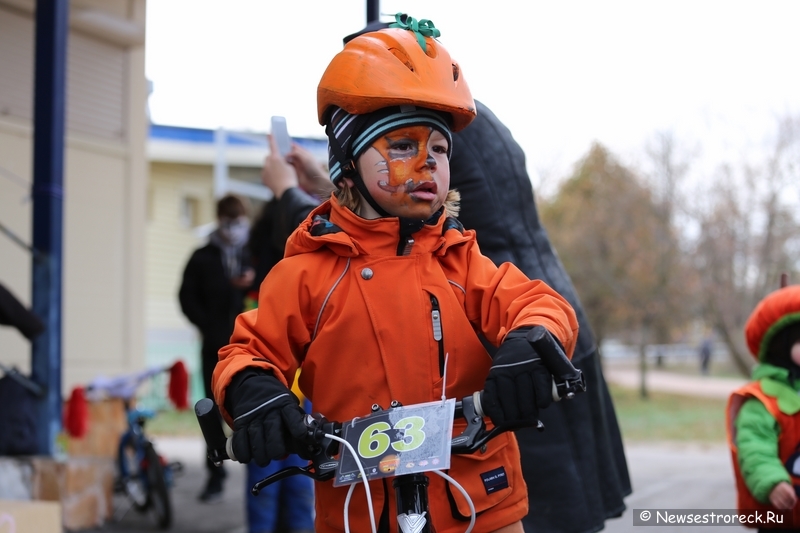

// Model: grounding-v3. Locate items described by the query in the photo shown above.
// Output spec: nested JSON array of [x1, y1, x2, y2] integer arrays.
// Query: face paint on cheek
[[371, 127, 434, 196]]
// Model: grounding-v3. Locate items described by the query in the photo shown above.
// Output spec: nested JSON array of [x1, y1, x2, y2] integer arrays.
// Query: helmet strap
[[326, 121, 392, 218]]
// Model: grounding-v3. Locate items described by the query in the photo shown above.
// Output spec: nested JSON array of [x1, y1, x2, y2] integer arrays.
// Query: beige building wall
[[146, 162, 214, 333], [0, 0, 148, 390]]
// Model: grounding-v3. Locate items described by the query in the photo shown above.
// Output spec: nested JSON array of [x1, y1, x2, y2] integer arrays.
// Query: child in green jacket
[[728, 285, 800, 527]]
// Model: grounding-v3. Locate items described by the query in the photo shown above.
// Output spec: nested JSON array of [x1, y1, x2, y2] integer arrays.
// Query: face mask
[[218, 217, 250, 246]]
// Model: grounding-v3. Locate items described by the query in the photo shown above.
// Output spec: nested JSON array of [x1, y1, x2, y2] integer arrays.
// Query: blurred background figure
[[0, 281, 45, 457], [241, 135, 323, 533], [179, 194, 254, 502], [449, 100, 632, 533], [699, 337, 713, 375]]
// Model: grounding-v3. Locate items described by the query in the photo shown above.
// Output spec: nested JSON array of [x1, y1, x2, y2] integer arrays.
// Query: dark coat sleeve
[[275, 187, 322, 246], [450, 100, 632, 533], [178, 250, 209, 331]]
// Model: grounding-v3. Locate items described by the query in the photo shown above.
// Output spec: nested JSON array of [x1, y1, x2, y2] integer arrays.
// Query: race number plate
[[333, 399, 455, 487]]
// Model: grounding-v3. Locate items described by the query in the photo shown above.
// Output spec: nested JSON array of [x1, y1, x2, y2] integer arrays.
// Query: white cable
[[325, 433, 377, 533], [343, 483, 357, 533], [441, 352, 450, 402], [432, 470, 476, 533]]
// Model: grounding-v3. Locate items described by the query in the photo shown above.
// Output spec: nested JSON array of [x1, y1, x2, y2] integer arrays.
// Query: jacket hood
[[284, 196, 473, 259]]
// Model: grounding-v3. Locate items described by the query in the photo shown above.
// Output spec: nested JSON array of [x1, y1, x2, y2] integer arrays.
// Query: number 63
[[357, 416, 426, 459]]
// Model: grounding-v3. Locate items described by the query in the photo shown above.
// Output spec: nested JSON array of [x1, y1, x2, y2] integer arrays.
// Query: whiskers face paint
[[356, 126, 450, 219]]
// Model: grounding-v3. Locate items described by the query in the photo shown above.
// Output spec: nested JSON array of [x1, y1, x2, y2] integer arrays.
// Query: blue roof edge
[[149, 123, 328, 149]]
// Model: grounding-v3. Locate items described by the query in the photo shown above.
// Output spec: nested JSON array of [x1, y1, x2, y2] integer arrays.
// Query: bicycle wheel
[[144, 442, 172, 529], [118, 434, 149, 512]]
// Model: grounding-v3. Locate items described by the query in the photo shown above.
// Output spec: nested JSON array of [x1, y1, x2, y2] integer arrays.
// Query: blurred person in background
[[0, 281, 45, 456], [728, 285, 800, 528], [179, 194, 254, 502], [699, 337, 713, 375]]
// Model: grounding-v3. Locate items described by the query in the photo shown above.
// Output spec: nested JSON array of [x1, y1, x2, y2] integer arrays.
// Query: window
[[179, 196, 200, 228]]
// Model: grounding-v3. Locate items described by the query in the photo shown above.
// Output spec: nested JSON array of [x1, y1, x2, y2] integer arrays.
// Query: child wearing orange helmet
[[212, 16, 578, 533], [728, 285, 800, 529]]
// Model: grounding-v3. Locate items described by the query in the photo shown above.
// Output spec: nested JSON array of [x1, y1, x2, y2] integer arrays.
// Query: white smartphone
[[271, 116, 292, 157]]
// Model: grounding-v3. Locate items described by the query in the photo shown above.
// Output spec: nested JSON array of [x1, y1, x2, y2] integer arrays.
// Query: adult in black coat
[[179, 194, 254, 501], [450, 100, 632, 533]]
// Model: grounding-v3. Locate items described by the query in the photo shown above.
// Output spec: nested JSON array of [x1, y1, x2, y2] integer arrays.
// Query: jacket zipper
[[399, 237, 415, 256], [430, 294, 445, 376]]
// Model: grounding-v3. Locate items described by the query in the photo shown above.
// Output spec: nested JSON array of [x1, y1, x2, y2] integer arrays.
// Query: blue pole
[[31, 0, 69, 456]]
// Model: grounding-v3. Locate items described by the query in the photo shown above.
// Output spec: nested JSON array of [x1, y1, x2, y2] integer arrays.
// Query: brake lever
[[251, 465, 315, 495], [251, 412, 342, 495], [451, 392, 545, 454]]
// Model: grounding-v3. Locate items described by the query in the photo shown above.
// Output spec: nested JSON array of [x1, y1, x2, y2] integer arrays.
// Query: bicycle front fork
[[394, 473, 432, 533]]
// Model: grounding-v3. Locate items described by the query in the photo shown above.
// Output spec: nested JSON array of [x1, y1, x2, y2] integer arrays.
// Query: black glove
[[482, 328, 555, 428], [225, 368, 309, 466]]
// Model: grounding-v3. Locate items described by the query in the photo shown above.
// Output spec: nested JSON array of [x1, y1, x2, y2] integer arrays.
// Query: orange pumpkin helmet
[[317, 25, 476, 132], [744, 285, 800, 362]]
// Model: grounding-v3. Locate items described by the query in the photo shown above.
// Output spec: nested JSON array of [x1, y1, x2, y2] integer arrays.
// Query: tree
[[541, 143, 693, 397], [691, 115, 800, 375]]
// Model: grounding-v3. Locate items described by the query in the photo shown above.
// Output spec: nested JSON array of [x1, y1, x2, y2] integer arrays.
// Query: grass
[[608, 384, 728, 443], [147, 409, 204, 437]]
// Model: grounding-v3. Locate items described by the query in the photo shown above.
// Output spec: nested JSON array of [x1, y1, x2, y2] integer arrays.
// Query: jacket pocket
[[445, 428, 515, 519]]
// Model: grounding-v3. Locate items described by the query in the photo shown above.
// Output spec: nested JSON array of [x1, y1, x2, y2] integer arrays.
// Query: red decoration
[[168, 360, 189, 410], [63, 386, 89, 438]]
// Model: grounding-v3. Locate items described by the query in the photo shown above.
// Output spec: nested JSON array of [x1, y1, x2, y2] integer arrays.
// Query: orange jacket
[[213, 196, 578, 533], [728, 381, 800, 528]]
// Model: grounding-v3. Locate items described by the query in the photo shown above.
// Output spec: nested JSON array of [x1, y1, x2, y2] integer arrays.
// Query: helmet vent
[[390, 48, 415, 72], [452, 64, 460, 82]]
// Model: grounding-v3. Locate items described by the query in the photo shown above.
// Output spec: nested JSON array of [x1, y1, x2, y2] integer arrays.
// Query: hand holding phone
[[271, 116, 292, 157]]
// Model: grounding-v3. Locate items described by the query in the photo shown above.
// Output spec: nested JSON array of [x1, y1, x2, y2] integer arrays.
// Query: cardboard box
[[66, 399, 127, 459], [0, 500, 61, 533], [30, 457, 114, 531]]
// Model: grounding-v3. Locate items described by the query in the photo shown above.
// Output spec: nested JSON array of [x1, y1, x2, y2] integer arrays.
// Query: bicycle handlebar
[[196, 327, 585, 495], [196, 391, 544, 495]]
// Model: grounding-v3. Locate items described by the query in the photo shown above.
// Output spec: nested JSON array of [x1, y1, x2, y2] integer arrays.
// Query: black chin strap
[[350, 173, 393, 218]]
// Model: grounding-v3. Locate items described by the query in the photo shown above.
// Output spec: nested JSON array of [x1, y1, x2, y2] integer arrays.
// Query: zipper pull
[[400, 237, 415, 256], [430, 296, 442, 341]]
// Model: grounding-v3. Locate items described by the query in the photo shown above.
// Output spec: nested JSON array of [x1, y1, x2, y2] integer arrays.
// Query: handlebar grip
[[195, 398, 229, 465], [527, 325, 587, 399]]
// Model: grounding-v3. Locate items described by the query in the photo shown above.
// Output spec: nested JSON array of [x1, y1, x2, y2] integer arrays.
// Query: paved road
[[603, 367, 747, 399], [605, 443, 746, 533], [96, 437, 747, 533]]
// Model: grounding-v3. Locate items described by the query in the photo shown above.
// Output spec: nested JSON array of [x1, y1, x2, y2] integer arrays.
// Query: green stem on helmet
[[389, 13, 441, 52]]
